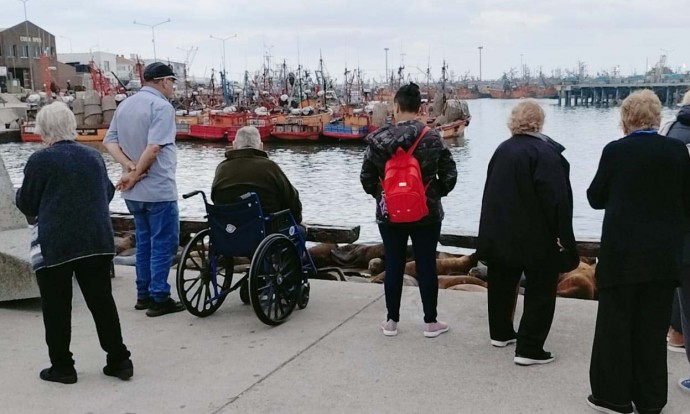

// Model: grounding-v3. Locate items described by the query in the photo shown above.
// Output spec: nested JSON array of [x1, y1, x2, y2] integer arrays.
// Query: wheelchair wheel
[[297, 281, 310, 310], [176, 229, 232, 317], [239, 279, 250, 304], [249, 234, 302, 326]]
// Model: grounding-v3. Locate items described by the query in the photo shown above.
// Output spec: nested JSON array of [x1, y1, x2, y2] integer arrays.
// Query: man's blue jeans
[[125, 200, 179, 302]]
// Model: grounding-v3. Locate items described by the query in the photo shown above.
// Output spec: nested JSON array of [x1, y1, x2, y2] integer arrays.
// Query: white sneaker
[[423, 321, 449, 338], [381, 320, 398, 336], [491, 338, 517, 348]]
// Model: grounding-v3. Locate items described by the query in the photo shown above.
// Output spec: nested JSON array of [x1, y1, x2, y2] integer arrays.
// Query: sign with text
[[19, 36, 41, 43], [0, 67, 7, 77]]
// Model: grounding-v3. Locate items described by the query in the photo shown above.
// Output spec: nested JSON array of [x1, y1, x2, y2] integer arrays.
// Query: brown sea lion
[[331, 243, 415, 268], [404, 254, 478, 278], [307, 243, 338, 268], [368, 258, 385, 274], [557, 261, 596, 300], [448, 284, 488, 293], [438, 275, 487, 289]]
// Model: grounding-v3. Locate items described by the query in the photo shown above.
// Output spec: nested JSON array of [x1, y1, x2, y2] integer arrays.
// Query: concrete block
[[0, 228, 39, 301], [0, 155, 28, 231], [0, 156, 37, 301]]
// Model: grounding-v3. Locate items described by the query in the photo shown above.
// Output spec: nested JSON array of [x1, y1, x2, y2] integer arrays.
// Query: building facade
[[0, 20, 58, 92]]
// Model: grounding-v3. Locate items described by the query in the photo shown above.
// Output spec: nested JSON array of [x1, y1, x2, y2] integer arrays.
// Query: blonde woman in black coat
[[587, 89, 690, 414]]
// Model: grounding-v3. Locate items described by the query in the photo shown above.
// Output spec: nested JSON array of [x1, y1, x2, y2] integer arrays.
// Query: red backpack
[[380, 126, 430, 223]]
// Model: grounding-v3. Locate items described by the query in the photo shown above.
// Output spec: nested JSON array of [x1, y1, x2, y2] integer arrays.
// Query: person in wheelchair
[[211, 126, 304, 233]]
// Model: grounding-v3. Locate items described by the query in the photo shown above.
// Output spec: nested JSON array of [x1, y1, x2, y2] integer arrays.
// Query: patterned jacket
[[360, 120, 457, 225]]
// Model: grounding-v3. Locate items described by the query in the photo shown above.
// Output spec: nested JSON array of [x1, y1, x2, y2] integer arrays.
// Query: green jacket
[[211, 148, 303, 223]]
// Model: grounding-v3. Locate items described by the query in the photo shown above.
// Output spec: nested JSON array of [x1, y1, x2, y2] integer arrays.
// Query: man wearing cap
[[104, 62, 184, 317]]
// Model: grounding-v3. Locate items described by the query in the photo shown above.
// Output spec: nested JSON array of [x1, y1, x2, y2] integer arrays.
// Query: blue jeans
[[378, 222, 441, 323], [125, 200, 179, 302]]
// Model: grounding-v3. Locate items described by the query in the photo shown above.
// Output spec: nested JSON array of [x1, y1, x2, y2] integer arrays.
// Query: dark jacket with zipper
[[587, 131, 690, 288], [211, 148, 303, 223], [477, 133, 576, 270], [360, 120, 457, 225]]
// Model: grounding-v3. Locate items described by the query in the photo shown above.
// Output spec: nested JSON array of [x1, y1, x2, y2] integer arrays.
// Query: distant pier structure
[[558, 82, 690, 107]]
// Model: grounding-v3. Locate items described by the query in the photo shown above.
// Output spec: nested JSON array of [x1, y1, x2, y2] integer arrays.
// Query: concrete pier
[[0, 265, 687, 414], [558, 82, 690, 107]]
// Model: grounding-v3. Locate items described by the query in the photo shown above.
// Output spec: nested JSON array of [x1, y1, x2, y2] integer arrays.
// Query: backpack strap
[[407, 126, 430, 155]]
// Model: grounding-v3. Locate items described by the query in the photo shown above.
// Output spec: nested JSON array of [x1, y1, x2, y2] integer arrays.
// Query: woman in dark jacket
[[360, 83, 457, 338], [587, 89, 690, 414], [661, 90, 690, 394], [15, 102, 132, 384], [477, 100, 577, 366]]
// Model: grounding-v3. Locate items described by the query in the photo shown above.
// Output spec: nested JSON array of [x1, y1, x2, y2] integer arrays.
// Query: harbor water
[[0, 99, 680, 243]]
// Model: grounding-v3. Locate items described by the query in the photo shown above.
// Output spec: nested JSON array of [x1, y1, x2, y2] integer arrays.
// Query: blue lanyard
[[629, 128, 657, 135]]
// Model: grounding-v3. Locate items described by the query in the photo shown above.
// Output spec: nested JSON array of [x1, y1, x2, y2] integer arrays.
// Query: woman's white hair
[[233, 126, 262, 149], [35, 101, 77, 144]]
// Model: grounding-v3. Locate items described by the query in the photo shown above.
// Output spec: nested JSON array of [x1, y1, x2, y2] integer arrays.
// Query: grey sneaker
[[381, 320, 398, 336], [423, 321, 449, 338]]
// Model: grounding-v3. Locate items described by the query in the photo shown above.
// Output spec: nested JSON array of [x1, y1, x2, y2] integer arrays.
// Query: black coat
[[360, 120, 457, 225], [587, 132, 690, 288], [477, 133, 576, 270]]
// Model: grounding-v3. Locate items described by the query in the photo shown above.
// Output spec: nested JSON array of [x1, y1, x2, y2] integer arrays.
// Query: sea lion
[[557, 261, 596, 300], [404, 254, 478, 278], [331, 243, 415, 268], [307, 243, 338, 268], [368, 258, 385, 274], [447, 284, 488, 293], [438, 275, 487, 289]]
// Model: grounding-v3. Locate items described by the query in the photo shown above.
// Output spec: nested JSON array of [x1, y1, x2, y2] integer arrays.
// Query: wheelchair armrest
[[267, 209, 292, 221]]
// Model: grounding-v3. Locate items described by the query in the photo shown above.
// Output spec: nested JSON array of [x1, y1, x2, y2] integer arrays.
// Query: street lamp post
[[478, 46, 483, 82], [133, 18, 171, 61], [210, 34, 238, 78], [18, 0, 35, 90], [60, 35, 73, 53], [384, 47, 389, 85]]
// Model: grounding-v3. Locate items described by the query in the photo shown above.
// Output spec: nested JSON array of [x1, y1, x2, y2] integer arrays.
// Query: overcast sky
[[3, 0, 689, 83]]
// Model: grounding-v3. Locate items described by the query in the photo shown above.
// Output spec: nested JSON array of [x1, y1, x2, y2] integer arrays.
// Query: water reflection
[[1, 99, 680, 243]]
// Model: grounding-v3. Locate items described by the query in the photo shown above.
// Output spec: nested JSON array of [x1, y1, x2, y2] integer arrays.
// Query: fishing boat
[[175, 111, 202, 141], [188, 111, 247, 142], [247, 111, 277, 142], [427, 62, 472, 139], [20, 122, 41, 142], [75, 126, 108, 142], [322, 109, 374, 141], [272, 111, 330, 141]]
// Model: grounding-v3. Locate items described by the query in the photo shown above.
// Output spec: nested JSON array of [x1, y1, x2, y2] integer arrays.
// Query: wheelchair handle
[[182, 190, 208, 204]]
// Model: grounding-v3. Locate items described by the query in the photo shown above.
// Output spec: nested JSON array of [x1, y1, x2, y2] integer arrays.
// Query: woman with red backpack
[[360, 83, 457, 338]]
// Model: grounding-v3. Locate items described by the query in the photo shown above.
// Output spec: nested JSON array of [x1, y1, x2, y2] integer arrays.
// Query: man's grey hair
[[233, 126, 262, 149], [682, 89, 690, 105], [35, 101, 77, 144]]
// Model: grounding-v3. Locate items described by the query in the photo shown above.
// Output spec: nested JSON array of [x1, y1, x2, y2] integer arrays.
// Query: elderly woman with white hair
[[477, 99, 577, 366], [587, 89, 690, 414], [15, 102, 132, 384]]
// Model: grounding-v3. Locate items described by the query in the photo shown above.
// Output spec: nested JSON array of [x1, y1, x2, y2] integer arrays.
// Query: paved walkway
[[0, 266, 687, 414]]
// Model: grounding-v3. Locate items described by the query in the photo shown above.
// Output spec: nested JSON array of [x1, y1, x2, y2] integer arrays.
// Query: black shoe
[[39, 367, 77, 384], [586, 395, 633, 414], [134, 297, 153, 310], [514, 350, 555, 366], [103, 359, 133, 380], [145, 298, 185, 317]]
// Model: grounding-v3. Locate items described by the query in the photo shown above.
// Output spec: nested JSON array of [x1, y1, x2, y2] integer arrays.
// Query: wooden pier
[[558, 82, 690, 107]]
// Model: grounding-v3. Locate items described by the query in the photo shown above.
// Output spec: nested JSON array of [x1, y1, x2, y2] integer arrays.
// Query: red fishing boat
[[272, 112, 330, 141], [322, 110, 374, 141], [20, 122, 42, 142], [188, 112, 247, 142]]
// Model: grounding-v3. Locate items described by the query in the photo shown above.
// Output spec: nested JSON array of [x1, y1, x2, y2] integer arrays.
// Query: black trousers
[[671, 291, 682, 332], [378, 222, 441, 323], [487, 261, 559, 356], [589, 282, 675, 414], [35, 255, 130, 370]]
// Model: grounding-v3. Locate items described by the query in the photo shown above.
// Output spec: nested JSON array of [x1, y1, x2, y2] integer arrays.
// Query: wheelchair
[[176, 191, 313, 326]]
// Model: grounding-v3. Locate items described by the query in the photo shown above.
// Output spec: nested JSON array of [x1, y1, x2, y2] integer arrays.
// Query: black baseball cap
[[143, 62, 177, 81]]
